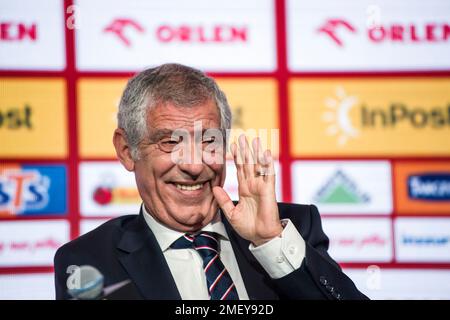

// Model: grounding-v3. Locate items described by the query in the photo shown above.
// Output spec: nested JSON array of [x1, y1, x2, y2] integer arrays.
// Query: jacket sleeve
[[272, 204, 369, 300]]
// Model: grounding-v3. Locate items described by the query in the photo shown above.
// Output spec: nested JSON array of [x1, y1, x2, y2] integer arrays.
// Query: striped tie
[[171, 231, 239, 300]]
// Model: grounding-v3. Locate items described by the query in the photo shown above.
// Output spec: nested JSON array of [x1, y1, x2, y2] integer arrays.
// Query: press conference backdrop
[[1, 0, 450, 300]]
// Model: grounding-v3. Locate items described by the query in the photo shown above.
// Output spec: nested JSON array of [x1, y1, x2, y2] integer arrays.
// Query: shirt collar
[[141, 203, 229, 252]]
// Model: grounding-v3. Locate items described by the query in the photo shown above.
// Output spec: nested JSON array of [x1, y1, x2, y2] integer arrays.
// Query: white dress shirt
[[142, 204, 306, 300]]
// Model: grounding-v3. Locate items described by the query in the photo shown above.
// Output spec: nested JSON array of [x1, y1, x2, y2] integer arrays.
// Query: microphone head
[[66, 265, 104, 300]]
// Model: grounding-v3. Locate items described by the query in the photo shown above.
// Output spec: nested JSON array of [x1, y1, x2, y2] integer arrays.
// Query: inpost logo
[[0, 78, 67, 158], [322, 86, 450, 146], [322, 87, 359, 146], [290, 78, 450, 156]]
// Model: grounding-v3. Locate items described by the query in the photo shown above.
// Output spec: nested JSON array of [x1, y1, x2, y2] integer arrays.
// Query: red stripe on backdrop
[[289, 71, 450, 77], [391, 160, 398, 263], [341, 263, 450, 270], [275, 0, 293, 203], [0, 267, 54, 275], [64, 0, 80, 240], [0, 71, 65, 77]]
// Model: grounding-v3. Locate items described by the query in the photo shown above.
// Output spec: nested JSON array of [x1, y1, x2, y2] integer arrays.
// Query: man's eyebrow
[[148, 129, 174, 141]]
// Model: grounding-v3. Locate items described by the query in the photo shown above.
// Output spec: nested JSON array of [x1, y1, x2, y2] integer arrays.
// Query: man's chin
[[169, 208, 215, 230]]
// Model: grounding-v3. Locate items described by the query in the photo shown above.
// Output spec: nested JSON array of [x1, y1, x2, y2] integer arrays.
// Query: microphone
[[66, 265, 140, 300], [66, 265, 104, 300]]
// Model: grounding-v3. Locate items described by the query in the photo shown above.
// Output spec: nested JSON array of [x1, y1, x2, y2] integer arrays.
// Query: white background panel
[[322, 217, 392, 262], [0, 220, 69, 267], [0, 273, 55, 300], [79, 161, 141, 217], [292, 161, 392, 214], [345, 268, 450, 300], [0, 0, 65, 70], [395, 218, 450, 262], [287, 0, 450, 71], [75, 0, 276, 72]]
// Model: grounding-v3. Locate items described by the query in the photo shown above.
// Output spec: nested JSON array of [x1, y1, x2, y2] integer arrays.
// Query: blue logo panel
[[408, 173, 450, 202], [0, 164, 67, 216]]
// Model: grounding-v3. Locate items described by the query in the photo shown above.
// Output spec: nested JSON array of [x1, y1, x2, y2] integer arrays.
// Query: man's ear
[[113, 128, 135, 172]]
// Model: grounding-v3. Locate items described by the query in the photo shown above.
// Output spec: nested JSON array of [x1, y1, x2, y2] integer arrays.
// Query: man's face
[[134, 100, 226, 232]]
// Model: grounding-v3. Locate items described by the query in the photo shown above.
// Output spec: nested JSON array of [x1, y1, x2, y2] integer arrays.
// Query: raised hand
[[213, 135, 283, 246]]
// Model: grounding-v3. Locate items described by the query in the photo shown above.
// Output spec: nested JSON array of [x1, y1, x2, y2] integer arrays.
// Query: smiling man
[[54, 63, 367, 300]]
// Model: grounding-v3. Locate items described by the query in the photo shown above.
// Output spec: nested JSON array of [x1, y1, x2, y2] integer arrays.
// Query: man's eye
[[162, 140, 180, 145], [202, 137, 216, 144]]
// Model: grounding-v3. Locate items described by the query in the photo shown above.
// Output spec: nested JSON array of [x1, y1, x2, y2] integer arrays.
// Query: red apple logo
[[93, 186, 113, 205]]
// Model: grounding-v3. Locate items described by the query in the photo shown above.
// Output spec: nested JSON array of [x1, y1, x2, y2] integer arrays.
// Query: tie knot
[[171, 231, 219, 257]]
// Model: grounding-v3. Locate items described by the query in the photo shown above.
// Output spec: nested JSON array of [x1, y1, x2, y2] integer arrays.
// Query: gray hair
[[117, 63, 232, 160]]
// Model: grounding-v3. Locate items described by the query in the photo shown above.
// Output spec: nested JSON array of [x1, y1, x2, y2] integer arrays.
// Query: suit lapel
[[221, 212, 279, 300], [116, 210, 181, 300], [115, 208, 279, 300]]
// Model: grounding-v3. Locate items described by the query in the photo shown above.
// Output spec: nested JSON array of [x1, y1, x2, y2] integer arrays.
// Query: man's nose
[[176, 142, 205, 178]]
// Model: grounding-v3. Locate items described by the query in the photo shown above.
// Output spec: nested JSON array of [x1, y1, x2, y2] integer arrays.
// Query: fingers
[[262, 149, 275, 184], [251, 136, 275, 183], [238, 134, 255, 179], [212, 186, 235, 219], [230, 142, 244, 185], [252, 137, 265, 178], [232, 134, 275, 183]]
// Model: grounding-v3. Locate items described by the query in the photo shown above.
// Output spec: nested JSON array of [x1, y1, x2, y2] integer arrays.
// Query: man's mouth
[[168, 180, 211, 195], [174, 182, 205, 191]]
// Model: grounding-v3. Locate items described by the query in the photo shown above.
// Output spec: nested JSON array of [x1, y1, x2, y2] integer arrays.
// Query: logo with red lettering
[[103, 18, 145, 47], [317, 19, 356, 47]]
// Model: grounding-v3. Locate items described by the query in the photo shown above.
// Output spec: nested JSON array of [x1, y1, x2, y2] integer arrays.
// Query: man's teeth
[[175, 183, 204, 191]]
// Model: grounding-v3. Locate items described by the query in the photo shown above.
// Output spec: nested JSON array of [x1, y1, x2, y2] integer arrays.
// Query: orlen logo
[[0, 170, 49, 215], [104, 18, 145, 47], [0, 22, 37, 42], [408, 173, 450, 201], [317, 19, 356, 47], [156, 25, 248, 43], [322, 86, 450, 146], [103, 18, 248, 47], [318, 19, 450, 47]]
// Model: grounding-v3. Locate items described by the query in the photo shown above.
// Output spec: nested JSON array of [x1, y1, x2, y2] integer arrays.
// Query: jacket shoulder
[[54, 214, 137, 262]]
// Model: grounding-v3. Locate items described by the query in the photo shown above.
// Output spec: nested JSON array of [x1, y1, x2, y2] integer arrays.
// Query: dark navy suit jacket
[[54, 203, 368, 300]]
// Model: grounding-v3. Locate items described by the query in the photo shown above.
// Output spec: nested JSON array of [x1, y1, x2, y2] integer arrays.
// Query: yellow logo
[[322, 86, 359, 146], [290, 78, 450, 156], [0, 78, 67, 158], [217, 78, 279, 157], [78, 78, 128, 158]]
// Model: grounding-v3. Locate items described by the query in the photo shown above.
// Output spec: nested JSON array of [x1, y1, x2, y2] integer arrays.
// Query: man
[[54, 63, 367, 300]]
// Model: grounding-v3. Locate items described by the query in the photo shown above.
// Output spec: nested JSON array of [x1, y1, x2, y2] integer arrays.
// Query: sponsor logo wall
[[0, 0, 449, 299]]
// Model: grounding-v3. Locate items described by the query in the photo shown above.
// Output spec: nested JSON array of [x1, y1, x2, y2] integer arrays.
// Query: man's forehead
[[147, 103, 221, 132], [148, 125, 221, 136]]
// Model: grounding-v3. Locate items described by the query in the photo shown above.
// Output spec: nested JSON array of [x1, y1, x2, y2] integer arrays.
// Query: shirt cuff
[[249, 219, 306, 279]]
